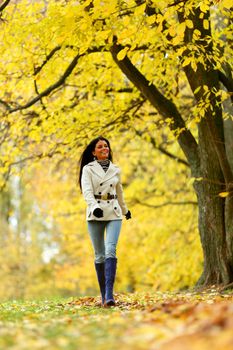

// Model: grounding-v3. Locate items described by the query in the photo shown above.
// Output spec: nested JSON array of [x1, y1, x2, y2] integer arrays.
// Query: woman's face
[[92, 140, 110, 160]]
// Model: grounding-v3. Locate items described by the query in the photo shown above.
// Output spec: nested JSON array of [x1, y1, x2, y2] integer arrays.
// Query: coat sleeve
[[81, 166, 100, 212], [116, 172, 128, 215]]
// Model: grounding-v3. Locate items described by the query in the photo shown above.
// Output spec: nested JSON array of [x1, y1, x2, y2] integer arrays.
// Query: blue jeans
[[87, 220, 122, 263]]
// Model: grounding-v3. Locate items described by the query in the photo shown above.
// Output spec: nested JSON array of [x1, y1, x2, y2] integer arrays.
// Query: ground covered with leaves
[[0, 291, 233, 350]]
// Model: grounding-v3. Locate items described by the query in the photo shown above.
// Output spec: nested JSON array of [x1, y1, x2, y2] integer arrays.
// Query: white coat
[[81, 160, 128, 221]]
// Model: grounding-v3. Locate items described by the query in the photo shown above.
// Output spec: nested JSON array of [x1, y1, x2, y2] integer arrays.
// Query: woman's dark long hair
[[78, 136, 113, 190]]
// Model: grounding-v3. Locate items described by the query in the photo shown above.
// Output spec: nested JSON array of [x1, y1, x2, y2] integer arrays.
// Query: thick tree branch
[[218, 70, 233, 104], [110, 37, 199, 172], [0, 0, 11, 12], [9, 53, 84, 113]]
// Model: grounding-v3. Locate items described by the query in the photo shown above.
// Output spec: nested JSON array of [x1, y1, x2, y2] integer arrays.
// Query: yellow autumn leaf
[[194, 86, 201, 94], [147, 15, 156, 25], [200, 2, 209, 12], [219, 192, 229, 197], [173, 34, 183, 46], [169, 25, 176, 37], [203, 19, 209, 30], [193, 29, 201, 40], [134, 3, 146, 16], [96, 30, 111, 41], [186, 19, 194, 29], [177, 22, 186, 36], [221, 0, 232, 9], [117, 47, 129, 61], [191, 59, 197, 72], [182, 57, 191, 67]]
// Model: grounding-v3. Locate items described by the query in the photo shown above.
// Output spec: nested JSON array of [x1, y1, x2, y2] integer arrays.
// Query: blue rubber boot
[[104, 257, 117, 306], [95, 262, 105, 306]]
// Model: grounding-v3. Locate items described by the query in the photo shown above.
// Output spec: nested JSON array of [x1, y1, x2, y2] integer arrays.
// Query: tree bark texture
[[194, 120, 233, 285]]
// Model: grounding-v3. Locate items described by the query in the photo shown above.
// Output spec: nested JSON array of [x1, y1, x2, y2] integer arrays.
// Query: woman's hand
[[125, 210, 131, 220], [93, 208, 104, 218]]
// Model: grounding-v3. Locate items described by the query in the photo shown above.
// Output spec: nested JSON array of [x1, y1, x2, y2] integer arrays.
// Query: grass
[[0, 291, 233, 350]]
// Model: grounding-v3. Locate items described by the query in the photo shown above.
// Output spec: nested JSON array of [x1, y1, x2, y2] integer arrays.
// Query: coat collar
[[88, 160, 119, 180]]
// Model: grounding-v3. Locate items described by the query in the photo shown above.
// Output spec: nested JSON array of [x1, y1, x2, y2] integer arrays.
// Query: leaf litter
[[0, 290, 232, 350]]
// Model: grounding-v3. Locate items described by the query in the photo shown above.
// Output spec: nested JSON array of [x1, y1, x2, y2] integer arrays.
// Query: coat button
[[98, 201, 100, 203], [107, 201, 110, 203], [99, 192, 101, 194], [100, 183, 103, 186], [114, 207, 117, 210], [110, 184, 112, 187]]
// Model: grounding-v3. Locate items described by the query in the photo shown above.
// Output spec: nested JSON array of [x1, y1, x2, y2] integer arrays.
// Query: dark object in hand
[[93, 208, 104, 218], [125, 210, 131, 220]]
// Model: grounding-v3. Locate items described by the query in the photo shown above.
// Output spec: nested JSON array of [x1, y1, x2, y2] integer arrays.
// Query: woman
[[79, 136, 131, 307]]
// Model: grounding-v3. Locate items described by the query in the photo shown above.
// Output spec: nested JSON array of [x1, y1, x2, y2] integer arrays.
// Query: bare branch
[[149, 136, 189, 167], [105, 87, 134, 94], [157, 144, 189, 166], [33, 72, 48, 113], [132, 199, 197, 208], [0, 98, 11, 110], [103, 98, 146, 130], [133, 129, 190, 166], [34, 46, 62, 75]]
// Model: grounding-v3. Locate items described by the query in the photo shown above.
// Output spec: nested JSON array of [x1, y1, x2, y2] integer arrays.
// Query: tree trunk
[[194, 119, 233, 285], [184, 75, 233, 285], [179, 6, 233, 286]]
